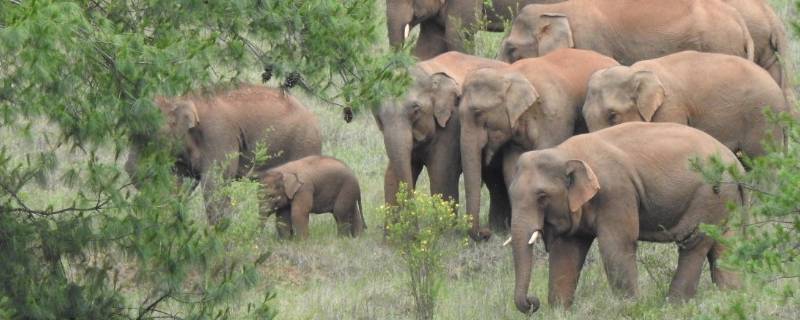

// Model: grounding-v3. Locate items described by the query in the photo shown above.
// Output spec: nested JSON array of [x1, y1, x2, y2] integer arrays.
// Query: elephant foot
[[469, 227, 492, 241], [515, 296, 541, 314]]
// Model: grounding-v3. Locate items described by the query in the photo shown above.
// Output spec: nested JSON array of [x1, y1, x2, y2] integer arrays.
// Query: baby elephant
[[583, 51, 788, 158], [255, 156, 365, 239], [508, 122, 743, 314]]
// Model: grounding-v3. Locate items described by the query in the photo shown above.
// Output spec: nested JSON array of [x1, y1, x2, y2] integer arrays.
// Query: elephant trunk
[[460, 119, 488, 238], [387, 1, 414, 48], [384, 121, 415, 194], [511, 211, 544, 314]]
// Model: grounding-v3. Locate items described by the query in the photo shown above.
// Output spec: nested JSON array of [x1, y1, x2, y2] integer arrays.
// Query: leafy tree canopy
[[0, 0, 410, 318]]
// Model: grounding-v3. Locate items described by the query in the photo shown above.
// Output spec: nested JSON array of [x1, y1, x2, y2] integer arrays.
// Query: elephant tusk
[[502, 236, 512, 246], [404, 24, 410, 39], [528, 231, 540, 245]]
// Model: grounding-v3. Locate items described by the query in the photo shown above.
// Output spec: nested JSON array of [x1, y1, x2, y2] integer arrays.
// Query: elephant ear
[[282, 172, 304, 200], [172, 100, 200, 131], [431, 73, 461, 127], [503, 72, 540, 130], [536, 13, 574, 56], [565, 159, 600, 213], [632, 70, 665, 122]]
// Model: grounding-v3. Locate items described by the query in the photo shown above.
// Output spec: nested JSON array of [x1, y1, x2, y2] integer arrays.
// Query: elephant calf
[[508, 122, 743, 314], [255, 156, 365, 239], [583, 50, 787, 158]]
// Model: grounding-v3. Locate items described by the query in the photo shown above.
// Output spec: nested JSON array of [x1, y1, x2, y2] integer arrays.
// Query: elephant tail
[[769, 13, 796, 105], [736, 177, 750, 238], [357, 196, 367, 230]]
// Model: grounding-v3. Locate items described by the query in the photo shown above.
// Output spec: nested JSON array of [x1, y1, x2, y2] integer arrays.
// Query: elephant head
[[500, 8, 574, 62], [582, 66, 666, 132], [508, 150, 599, 314], [125, 97, 202, 186], [374, 67, 461, 195], [459, 68, 540, 238], [386, 0, 445, 47], [259, 171, 303, 212]]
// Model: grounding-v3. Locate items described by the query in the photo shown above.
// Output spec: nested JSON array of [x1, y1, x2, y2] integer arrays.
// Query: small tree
[[381, 185, 469, 320]]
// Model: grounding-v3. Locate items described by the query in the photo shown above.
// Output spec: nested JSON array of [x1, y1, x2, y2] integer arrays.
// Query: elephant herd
[[123, 0, 793, 316], [383, 0, 792, 315]]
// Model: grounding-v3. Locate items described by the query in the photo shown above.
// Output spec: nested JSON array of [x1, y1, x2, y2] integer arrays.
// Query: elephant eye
[[607, 111, 618, 124], [536, 191, 549, 207]]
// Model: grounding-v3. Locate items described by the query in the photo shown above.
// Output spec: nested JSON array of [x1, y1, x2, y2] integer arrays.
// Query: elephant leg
[[414, 21, 448, 60], [426, 153, 460, 204], [289, 193, 313, 240], [667, 235, 715, 301], [548, 236, 595, 308], [333, 184, 361, 237], [443, 0, 479, 53], [275, 207, 293, 239], [597, 226, 639, 298], [485, 167, 511, 232], [707, 232, 741, 290]]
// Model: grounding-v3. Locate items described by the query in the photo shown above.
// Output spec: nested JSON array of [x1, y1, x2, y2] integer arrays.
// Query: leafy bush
[[381, 185, 469, 320], [0, 0, 409, 318]]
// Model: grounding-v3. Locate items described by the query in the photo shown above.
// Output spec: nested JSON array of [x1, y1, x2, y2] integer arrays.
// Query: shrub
[[381, 185, 469, 320]]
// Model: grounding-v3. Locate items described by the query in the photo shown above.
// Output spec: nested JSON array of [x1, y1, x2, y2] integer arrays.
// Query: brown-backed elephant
[[375, 52, 507, 208], [387, 0, 563, 59], [255, 156, 364, 239], [459, 48, 618, 240], [126, 85, 322, 224], [723, 0, 794, 100], [508, 122, 743, 314], [499, 0, 754, 66], [582, 51, 787, 158]]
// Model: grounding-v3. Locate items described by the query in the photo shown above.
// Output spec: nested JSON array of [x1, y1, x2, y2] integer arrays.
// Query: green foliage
[[695, 110, 799, 279], [381, 185, 469, 320], [0, 0, 409, 318]]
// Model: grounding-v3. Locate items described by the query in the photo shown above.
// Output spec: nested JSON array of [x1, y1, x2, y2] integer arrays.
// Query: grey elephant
[[582, 51, 788, 158], [459, 48, 618, 240], [255, 156, 364, 239], [387, 0, 563, 59], [375, 51, 507, 209], [126, 85, 322, 224], [499, 0, 754, 66], [508, 122, 743, 314]]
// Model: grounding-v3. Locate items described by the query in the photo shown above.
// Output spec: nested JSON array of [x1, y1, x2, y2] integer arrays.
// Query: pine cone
[[343, 107, 354, 123], [283, 72, 301, 89], [261, 65, 273, 83]]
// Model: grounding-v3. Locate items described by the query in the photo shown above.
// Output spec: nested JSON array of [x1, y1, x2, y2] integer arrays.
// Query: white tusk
[[528, 231, 540, 245], [404, 24, 410, 39], [502, 236, 512, 246]]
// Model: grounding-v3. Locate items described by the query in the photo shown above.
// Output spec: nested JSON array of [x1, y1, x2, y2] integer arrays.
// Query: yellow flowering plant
[[381, 184, 469, 320]]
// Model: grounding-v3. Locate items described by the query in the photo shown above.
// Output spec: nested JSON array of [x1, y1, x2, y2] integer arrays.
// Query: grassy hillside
[[142, 0, 800, 319]]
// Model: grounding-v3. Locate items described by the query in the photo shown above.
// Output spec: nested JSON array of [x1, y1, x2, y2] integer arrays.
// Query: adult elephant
[[126, 85, 322, 224], [374, 52, 507, 207], [459, 48, 618, 240], [508, 122, 742, 314], [723, 0, 794, 100], [386, 0, 563, 60], [582, 51, 787, 158], [498, 0, 754, 66]]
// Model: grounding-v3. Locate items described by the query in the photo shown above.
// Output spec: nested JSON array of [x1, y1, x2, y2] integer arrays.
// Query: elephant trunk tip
[[515, 295, 541, 314]]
